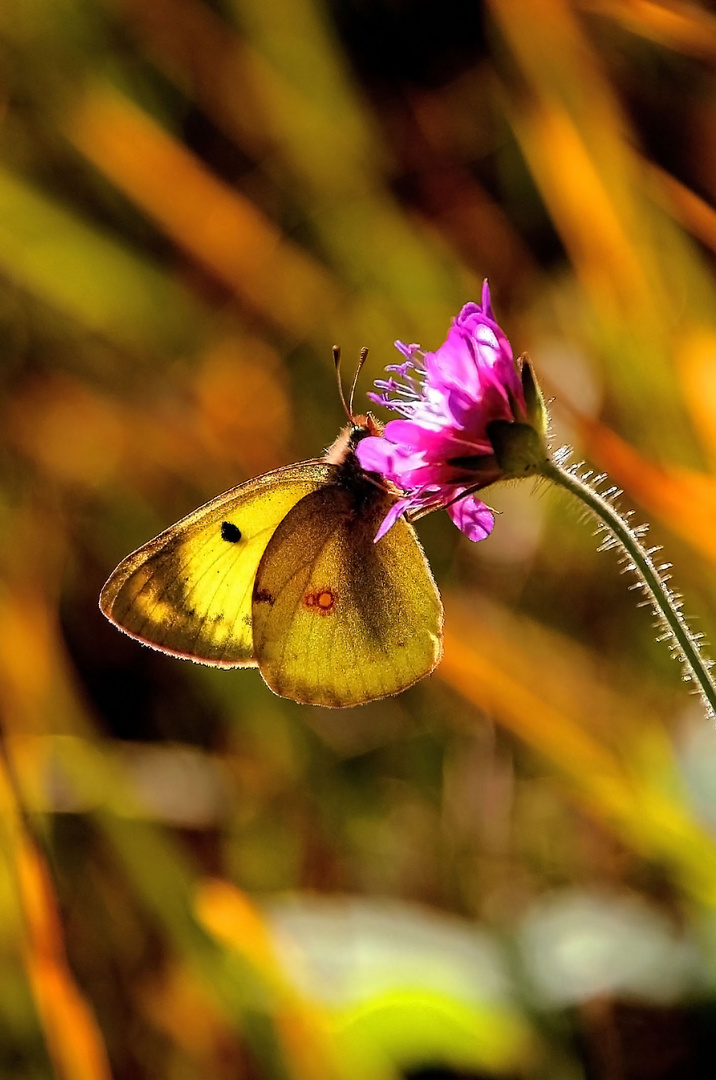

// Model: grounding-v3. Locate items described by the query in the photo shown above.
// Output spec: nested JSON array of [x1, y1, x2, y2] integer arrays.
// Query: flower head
[[357, 281, 547, 541]]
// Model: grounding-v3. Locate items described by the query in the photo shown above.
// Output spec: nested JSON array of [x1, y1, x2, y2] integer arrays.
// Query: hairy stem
[[542, 456, 716, 719]]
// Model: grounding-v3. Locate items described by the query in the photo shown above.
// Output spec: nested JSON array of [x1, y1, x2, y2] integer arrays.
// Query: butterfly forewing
[[251, 484, 443, 707], [100, 463, 333, 665]]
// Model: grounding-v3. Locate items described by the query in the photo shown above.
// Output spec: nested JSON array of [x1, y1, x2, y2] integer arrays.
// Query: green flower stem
[[541, 456, 716, 719]]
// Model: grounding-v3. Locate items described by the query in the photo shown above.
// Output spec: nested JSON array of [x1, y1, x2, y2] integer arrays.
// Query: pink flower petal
[[361, 281, 531, 541], [374, 497, 412, 542], [356, 436, 423, 478], [382, 419, 437, 448], [447, 495, 495, 541]]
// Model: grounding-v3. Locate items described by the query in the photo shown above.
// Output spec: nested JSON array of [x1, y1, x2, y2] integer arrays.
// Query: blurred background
[[2, 1, 716, 1077]]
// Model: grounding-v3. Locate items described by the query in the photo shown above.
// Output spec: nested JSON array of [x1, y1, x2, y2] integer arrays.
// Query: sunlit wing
[[251, 485, 444, 707], [100, 463, 333, 665]]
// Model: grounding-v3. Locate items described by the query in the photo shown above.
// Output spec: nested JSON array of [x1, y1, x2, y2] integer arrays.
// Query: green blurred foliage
[[3, 1, 716, 1078]]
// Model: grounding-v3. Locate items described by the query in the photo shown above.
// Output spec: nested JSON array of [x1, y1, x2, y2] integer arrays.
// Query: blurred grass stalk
[[0, 750, 112, 1080], [0, 164, 204, 354]]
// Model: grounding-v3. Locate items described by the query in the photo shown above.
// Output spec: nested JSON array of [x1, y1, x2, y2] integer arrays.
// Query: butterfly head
[[323, 413, 383, 467], [327, 345, 395, 516], [326, 344, 382, 463]]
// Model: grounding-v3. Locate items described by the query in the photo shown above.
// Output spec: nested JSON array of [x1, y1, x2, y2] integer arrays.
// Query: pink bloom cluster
[[356, 282, 526, 542]]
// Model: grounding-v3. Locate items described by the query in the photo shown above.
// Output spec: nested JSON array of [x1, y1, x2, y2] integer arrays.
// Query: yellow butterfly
[[99, 352, 443, 707]]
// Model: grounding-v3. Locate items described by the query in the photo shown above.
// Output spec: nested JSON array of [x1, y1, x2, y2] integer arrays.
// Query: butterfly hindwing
[[251, 483, 443, 707], [99, 463, 333, 665]]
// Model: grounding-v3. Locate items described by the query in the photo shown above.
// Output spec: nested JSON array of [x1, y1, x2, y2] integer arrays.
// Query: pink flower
[[357, 281, 545, 542]]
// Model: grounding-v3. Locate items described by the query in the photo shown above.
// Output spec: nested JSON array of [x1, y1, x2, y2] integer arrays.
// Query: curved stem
[[542, 457, 716, 720]]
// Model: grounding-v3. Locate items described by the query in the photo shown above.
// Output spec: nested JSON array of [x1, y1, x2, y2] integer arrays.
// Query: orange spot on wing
[[303, 588, 337, 615]]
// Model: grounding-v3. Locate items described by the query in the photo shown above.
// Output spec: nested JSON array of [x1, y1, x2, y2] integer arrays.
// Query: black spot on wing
[[253, 586, 275, 606], [221, 521, 242, 543]]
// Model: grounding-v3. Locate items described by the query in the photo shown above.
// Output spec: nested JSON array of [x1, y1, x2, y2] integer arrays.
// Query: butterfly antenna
[[348, 347, 369, 419], [333, 345, 353, 422]]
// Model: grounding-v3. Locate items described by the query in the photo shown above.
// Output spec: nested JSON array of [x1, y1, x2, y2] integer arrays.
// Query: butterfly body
[[100, 418, 443, 707]]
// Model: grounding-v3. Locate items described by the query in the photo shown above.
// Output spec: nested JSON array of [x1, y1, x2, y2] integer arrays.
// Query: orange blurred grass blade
[[506, 99, 648, 309], [64, 84, 345, 338], [489, 0, 706, 462], [111, 0, 276, 162], [137, 878, 348, 1080], [443, 615, 621, 779], [489, 0, 651, 313], [0, 756, 112, 1080], [440, 600, 716, 904], [557, 401, 716, 567], [0, 507, 112, 1078], [0, 164, 203, 353], [113, 0, 370, 184], [119, 0, 533, 290], [578, 0, 716, 60], [647, 161, 716, 255], [111, 0, 470, 337], [4, 352, 292, 499], [0, 503, 340, 1079], [397, 81, 537, 289], [136, 959, 252, 1079], [197, 879, 347, 1080]]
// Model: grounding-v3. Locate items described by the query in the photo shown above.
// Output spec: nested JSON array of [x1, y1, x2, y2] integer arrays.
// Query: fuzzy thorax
[[323, 414, 384, 466]]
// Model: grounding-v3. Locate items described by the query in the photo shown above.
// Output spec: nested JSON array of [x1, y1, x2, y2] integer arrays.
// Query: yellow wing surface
[[100, 463, 330, 666], [252, 484, 443, 707]]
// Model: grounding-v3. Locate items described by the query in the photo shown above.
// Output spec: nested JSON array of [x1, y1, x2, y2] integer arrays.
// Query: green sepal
[[520, 356, 548, 437], [486, 420, 548, 477]]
